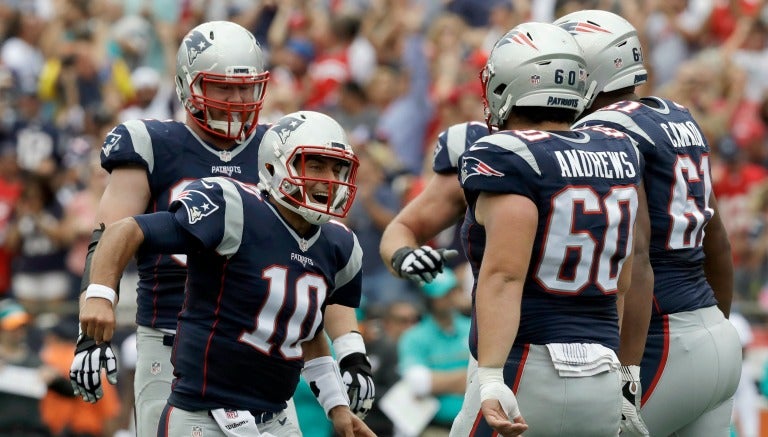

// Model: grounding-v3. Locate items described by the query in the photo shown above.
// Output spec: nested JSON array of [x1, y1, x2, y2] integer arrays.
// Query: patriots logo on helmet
[[184, 30, 212, 65], [102, 131, 121, 157], [460, 156, 505, 183], [175, 188, 220, 224], [560, 21, 612, 35], [274, 116, 306, 144], [496, 30, 538, 50]]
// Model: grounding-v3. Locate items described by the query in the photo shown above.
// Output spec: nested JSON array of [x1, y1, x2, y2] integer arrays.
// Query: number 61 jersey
[[459, 128, 643, 355], [575, 97, 719, 316], [163, 177, 363, 413]]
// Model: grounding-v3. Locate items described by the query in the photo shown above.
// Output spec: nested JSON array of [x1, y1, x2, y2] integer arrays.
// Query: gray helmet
[[481, 22, 588, 129], [554, 10, 648, 108], [258, 111, 359, 225], [175, 21, 269, 142]]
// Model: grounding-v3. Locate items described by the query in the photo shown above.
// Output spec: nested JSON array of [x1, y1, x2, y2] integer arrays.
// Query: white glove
[[70, 333, 118, 403], [478, 367, 521, 419], [619, 365, 649, 436], [391, 245, 459, 284]]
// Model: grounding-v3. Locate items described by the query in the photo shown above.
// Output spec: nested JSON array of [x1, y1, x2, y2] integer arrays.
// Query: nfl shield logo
[[530, 74, 541, 85], [150, 361, 161, 375], [191, 425, 203, 437], [614, 57, 623, 68], [299, 238, 309, 252], [219, 150, 232, 162], [225, 410, 238, 419]]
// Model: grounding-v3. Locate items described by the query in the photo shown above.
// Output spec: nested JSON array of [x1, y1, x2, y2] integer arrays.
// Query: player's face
[[298, 155, 348, 203], [203, 80, 257, 121]]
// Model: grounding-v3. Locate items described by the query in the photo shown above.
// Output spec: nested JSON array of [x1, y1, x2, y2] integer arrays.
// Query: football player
[[559, 10, 741, 437], [379, 120, 487, 436], [460, 22, 643, 436], [69, 21, 374, 437], [80, 111, 374, 436]]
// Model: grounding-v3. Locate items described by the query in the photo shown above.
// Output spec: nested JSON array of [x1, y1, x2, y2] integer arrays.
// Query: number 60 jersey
[[459, 127, 643, 356], [152, 177, 363, 413]]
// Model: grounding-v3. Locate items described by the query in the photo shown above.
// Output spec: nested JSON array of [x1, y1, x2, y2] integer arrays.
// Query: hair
[[506, 106, 579, 126]]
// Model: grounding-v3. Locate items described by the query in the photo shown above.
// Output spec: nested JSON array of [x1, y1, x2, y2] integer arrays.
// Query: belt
[[251, 410, 277, 424], [162, 334, 175, 346]]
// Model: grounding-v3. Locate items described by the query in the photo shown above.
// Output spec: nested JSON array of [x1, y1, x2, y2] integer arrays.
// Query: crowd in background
[[3, 0, 768, 436]]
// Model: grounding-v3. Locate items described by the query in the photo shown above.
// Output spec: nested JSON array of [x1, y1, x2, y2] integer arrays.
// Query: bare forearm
[[323, 305, 359, 340], [90, 218, 144, 289], [477, 274, 521, 368], [619, 259, 653, 364], [303, 330, 332, 361]]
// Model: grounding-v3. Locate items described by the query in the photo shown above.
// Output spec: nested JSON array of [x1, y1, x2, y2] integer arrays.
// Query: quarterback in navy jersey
[[83, 111, 374, 436], [71, 22, 374, 437], [559, 10, 740, 437], [457, 23, 643, 437]]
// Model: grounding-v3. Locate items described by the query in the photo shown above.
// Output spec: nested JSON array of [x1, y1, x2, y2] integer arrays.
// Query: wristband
[[332, 331, 366, 361], [85, 284, 117, 306], [302, 356, 350, 417], [620, 365, 640, 381], [478, 366, 505, 387]]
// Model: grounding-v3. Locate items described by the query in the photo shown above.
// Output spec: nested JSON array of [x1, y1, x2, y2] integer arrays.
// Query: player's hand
[[620, 365, 649, 436], [479, 368, 528, 437], [391, 245, 459, 284], [339, 352, 375, 419], [328, 406, 376, 437], [79, 296, 116, 343], [69, 333, 118, 403]]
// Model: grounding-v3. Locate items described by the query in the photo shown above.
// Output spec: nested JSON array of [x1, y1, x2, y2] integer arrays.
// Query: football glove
[[69, 333, 118, 403], [619, 365, 649, 436], [333, 332, 375, 419], [391, 245, 459, 284]]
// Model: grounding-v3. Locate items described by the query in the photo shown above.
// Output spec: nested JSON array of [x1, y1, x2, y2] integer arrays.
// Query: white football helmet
[[554, 10, 648, 108], [175, 21, 270, 142], [258, 111, 359, 225], [481, 22, 588, 129]]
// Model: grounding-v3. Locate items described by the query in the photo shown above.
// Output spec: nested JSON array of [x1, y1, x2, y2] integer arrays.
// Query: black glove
[[339, 352, 375, 419], [333, 331, 375, 419], [391, 245, 459, 284], [69, 334, 118, 403]]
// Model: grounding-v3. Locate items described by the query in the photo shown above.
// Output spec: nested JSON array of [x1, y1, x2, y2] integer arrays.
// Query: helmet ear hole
[[265, 163, 275, 176]]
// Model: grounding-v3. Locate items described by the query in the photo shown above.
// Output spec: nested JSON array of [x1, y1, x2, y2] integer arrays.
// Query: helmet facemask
[[267, 145, 359, 225], [185, 67, 269, 142]]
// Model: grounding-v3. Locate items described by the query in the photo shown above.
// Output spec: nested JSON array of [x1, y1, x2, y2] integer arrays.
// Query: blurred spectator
[[6, 89, 62, 179], [327, 81, 379, 147], [0, 143, 22, 296], [712, 136, 768, 298], [345, 145, 417, 307], [0, 8, 45, 95], [118, 66, 173, 122], [398, 268, 470, 435], [358, 305, 403, 436], [39, 315, 121, 437], [5, 175, 69, 316], [0, 299, 73, 437]]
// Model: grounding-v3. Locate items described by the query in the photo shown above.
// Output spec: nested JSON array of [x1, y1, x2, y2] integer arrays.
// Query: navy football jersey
[[575, 97, 719, 316], [432, 121, 491, 174], [159, 177, 363, 412], [100, 119, 268, 329], [459, 128, 642, 355]]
